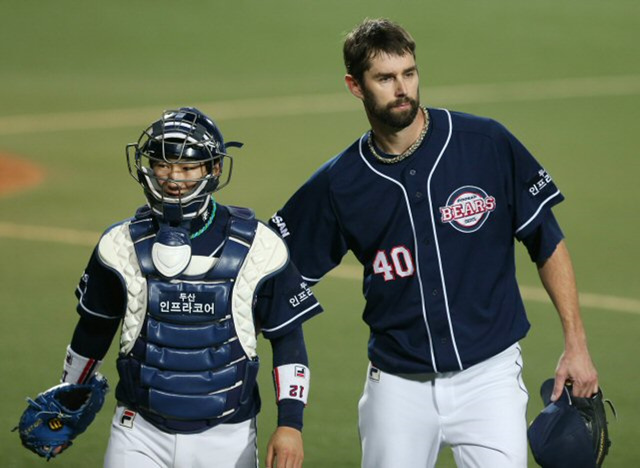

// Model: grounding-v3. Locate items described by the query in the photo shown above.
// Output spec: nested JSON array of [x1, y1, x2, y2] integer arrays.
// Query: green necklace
[[190, 201, 217, 239]]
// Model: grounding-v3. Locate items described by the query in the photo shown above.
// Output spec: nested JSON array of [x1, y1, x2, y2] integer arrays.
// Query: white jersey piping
[[426, 109, 463, 371], [357, 134, 438, 373], [301, 274, 322, 283], [261, 302, 321, 333], [515, 189, 562, 235], [76, 286, 121, 320]]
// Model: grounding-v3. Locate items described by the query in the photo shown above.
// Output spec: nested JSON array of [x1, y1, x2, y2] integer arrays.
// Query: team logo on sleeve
[[288, 282, 314, 308], [270, 214, 290, 238], [527, 169, 553, 196], [439, 186, 496, 233]]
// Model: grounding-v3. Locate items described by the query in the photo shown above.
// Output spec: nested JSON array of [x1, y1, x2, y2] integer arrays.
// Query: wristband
[[273, 364, 310, 405], [61, 345, 102, 384]]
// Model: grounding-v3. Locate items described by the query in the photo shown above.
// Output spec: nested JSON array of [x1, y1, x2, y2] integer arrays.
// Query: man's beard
[[363, 88, 420, 130]]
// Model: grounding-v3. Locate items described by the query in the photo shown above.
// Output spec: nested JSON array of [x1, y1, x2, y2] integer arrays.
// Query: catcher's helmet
[[528, 379, 609, 468], [127, 107, 242, 223]]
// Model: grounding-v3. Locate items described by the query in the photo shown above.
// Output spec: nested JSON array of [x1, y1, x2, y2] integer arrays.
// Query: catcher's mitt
[[13, 374, 109, 460], [528, 378, 616, 468]]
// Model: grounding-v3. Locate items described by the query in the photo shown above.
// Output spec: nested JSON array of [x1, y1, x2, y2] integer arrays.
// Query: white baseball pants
[[358, 343, 529, 468], [104, 406, 258, 468]]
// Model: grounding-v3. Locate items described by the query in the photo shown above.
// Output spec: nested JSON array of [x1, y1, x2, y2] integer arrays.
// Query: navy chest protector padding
[[115, 209, 262, 433]]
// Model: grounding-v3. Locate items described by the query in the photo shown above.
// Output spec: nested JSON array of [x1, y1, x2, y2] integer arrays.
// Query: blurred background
[[1, 1, 638, 466]]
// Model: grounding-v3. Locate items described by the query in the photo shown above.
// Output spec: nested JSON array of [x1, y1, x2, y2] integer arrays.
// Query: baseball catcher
[[14, 374, 108, 460], [528, 378, 615, 467], [15, 108, 321, 467]]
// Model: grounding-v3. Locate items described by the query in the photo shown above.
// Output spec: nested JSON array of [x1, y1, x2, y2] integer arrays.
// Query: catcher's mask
[[127, 107, 243, 224], [528, 379, 600, 468]]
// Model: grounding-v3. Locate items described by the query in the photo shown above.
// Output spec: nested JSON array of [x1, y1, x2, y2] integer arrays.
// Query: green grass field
[[1, 1, 638, 466]]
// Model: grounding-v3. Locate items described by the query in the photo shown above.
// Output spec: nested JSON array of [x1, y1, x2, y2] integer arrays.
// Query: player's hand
[[265, 426, 303, 468], [552, 346, 598, 401]]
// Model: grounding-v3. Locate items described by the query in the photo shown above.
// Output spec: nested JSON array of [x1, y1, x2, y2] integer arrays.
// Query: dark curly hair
[[343, 18, 416, 84]]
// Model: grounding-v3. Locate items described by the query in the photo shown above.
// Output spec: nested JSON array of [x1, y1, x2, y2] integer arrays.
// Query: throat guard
[[151, 224, 192, 278]]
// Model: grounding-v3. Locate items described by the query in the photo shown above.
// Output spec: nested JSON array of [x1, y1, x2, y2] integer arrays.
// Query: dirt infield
[[0, 153, 45, 196]]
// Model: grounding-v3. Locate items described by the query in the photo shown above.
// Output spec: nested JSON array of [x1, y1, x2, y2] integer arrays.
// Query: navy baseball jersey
[[271, 108, 564, 374], [76, 203, 322, 426]]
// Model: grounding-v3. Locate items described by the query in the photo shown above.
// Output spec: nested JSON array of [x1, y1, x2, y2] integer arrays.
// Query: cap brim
[[540, 378, 572, 406], [540, 378, 555, 405]]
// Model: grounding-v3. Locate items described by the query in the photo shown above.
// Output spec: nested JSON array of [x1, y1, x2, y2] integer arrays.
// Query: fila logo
[[440, 186, 496, 233], [120, 409, 136, 429]]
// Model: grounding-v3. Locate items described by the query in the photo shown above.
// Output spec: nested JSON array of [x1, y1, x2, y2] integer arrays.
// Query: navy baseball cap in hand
[[527, 378, 597, 468]]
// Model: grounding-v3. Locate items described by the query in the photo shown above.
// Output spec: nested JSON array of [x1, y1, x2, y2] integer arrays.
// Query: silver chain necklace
[[367, 107, 430, 164]]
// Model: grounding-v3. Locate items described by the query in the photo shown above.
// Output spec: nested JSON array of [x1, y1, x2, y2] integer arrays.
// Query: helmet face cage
[[126, 109, 234, 221]]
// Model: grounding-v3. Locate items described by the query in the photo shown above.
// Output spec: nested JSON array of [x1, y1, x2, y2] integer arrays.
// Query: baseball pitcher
[[269, 19, 599, 468]]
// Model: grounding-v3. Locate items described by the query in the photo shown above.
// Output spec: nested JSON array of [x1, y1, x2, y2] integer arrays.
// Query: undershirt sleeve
[[70, 314, 121, 360], [271, 325, 308, 430]]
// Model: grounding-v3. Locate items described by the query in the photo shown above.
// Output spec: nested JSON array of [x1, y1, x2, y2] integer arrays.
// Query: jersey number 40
[[373, 246, 415, 281]]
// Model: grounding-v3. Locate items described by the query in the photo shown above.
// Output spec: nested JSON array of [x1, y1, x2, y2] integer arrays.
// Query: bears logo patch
[[439, 186, 496, 233]]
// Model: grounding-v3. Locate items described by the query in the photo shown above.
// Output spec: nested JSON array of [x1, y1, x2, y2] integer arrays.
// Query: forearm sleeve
[[271, 325, 308, 430], [70, 315, 120, 360]]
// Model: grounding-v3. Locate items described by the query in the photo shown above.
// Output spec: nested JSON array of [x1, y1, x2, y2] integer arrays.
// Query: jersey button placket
[[404, 167, 426, 204]]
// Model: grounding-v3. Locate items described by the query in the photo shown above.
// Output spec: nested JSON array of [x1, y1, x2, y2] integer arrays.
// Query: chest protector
[[97, 207, 289, 433]]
